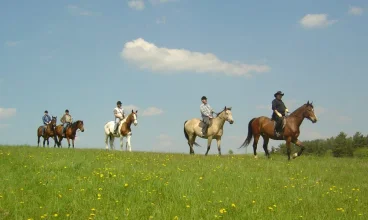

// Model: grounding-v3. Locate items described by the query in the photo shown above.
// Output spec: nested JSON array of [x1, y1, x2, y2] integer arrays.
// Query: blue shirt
[[42, 114, 51, 125]]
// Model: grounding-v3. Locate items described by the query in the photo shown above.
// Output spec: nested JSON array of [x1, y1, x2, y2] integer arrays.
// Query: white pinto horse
[[104, 110, 138, 151]]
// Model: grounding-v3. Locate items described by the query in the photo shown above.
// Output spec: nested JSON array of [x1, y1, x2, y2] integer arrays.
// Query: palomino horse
[[184, 106, 234, 156], [37, 116, 58, 147], [104, 110, 138, 151], [239, 101, 318, 160], [55, 120, 85, 148]]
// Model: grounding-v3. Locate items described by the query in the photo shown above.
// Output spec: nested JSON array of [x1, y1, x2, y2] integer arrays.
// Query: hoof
[[254, 155, 258, 159], [292, 153, 298, 159]]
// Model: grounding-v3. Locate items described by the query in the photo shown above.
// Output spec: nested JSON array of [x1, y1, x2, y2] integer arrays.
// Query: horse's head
[[303, 101, 318, 123], [77, 120, 85, 132], [221, 106, 234, 124], [51, 116, 57, 128], [130, 110, 138, 126]]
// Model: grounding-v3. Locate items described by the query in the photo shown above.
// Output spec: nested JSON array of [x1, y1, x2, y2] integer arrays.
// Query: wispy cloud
[[5, 41, 20, 47], [300, 14, 337, 29], [348, 6, 364, 16], [149, 0, 178, 5], [67, 5, 100, 16], [121, 38, 270, 77], [156, 16, 166, 24], [122, 104, 163, 116], [0, 108, 16, 120], [128, 0, 145, 10], [142, 107, 163, 116]]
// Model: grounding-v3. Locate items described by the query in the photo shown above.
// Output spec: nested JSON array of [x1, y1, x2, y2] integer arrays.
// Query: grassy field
[[0, 146, 367, 220]]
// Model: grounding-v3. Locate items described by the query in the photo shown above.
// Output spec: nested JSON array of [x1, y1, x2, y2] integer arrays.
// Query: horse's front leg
[[292, 139, 305, 159], [67, 138, 71, 148], [120, 136, 124, 151], [216, 137, 222, 156], [72, 139, 75, 148], [126, 134, 132, 152], [205, 137, 213, 156], [286, 137, 292, 161]]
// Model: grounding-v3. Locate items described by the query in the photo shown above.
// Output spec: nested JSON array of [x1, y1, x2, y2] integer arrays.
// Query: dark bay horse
[[55, 120, 85, 148], [184, 106, 234, 156], [239, 101, 318, 160], [37, 116, 58, 147]]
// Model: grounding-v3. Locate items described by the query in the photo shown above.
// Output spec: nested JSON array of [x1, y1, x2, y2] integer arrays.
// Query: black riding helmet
[[201, 96, 207, 100], [65, 109, 69, 113], [44, 110, 48, 113], [117, 101, 122, 105]]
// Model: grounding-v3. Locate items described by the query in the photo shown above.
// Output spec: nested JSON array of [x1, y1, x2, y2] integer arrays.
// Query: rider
[[200, 96, 215, 137], [61, 109, 73, 137], [113, 101, 125, 135], [272, 91, 289, 137], [42, 110, 52, 135]]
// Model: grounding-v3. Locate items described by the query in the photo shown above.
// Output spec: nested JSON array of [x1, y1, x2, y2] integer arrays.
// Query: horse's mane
[[289, 102, 313, 117], [215, 107, 232, 117]]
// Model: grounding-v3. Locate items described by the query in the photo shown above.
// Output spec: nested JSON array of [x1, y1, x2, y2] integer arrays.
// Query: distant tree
[[353, 132, 366, 148], [228, 149, 234, 155], [331, 132, 354, 157]]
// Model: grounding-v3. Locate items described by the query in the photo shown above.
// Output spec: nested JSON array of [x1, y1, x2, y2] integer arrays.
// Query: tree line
[[273, 132, 368, 158]]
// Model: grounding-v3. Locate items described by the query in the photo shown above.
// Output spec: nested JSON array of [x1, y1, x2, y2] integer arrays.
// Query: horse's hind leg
[[105, 135, 109, 150], [37, 136, 40, 147], [188, 136, 195, 155], [253, 135, 260, 159], [262, 136, 271, 159]]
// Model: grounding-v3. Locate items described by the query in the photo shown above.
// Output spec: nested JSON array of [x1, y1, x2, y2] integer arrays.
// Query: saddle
[[272, 117, 287, 135]]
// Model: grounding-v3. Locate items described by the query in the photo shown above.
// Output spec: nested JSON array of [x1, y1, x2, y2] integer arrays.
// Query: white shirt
[[114, 107, 124, 118]]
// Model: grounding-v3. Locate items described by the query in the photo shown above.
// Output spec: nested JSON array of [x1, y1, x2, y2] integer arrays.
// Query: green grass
[[0, 145, 367, 220]]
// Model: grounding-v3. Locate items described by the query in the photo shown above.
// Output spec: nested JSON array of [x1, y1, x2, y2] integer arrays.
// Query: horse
[[37, 116, 58, 147], [239, 101, 318, 160], [54, 120, 85, 148], [104, 110, 138, 151], [184, 106, 234, 156]]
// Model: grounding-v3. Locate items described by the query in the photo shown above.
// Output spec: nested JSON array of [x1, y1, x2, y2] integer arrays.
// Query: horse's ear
[[307, 100, 310, 105], [131, 109, 133, 113], [224, 106, 227, 110], [135, 110, 138, 113]]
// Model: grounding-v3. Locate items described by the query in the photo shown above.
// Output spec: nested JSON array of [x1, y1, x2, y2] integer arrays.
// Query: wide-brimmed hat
[[201, 96, 207, 100], [274, 91, 284, 97]]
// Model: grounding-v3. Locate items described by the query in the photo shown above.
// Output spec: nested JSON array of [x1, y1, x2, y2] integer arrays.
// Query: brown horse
[[239, 101, 318, 160], [55, 120, 85, 148], [37, 116, 58, 147]]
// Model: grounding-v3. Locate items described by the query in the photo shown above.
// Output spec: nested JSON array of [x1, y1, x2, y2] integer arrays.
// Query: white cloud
[[67, 5, 100, 16], [5, 41, 20, 47], [0, 108, 16, 120], [142, 107, 163, 116], [156, 16, 166, 24], [121, 38, 270, 77], [348, 6, 363, 16], [128, 0, 145, 10], [300, 14, 337, 29], [122, 104, 162, 116]]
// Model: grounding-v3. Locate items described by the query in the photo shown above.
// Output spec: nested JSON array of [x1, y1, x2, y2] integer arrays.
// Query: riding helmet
[[117, 101, 122, 105], [65, 109, 69, 113], [201, 96, 207, 100], [44, 110, 48, 113]]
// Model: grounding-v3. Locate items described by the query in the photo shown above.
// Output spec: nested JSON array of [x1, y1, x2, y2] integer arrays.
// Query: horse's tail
[[184, 120, 201, 147], [239, 118, 256, 148]]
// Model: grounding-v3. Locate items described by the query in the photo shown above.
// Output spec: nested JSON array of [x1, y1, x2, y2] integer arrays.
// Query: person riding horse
[[113, 101, 125, 135], [61, 109, 73, 137], [272, 91, 289, 137], [42, 110, 52, 136], [200, 96, 215, 137]]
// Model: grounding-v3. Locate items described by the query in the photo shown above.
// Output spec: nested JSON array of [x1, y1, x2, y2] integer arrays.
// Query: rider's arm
[[60, 115, 65, 123]]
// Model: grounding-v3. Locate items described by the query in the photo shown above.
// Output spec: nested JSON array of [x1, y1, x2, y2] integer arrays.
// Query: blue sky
[[1, 0, 367, 154]]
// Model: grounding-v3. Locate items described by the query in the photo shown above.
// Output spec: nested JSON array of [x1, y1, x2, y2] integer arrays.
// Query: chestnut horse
[[239, 101, 318, 160], [55, 120, 85, 148], [184, 106, 234, 156], [37, 116, 58, 147], [104, 110, 138, 151]]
